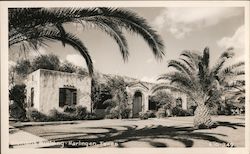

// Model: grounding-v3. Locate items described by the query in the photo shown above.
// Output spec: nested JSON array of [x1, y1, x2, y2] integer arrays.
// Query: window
[[30, 88, 34, 107], [59, 88, 77, 107]]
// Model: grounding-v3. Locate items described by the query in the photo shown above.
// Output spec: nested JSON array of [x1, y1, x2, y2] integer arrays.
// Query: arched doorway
[[133, 91, 142, 117]]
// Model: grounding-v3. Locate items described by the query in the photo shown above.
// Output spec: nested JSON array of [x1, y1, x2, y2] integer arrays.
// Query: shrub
[[75, 105, 87, 120], [121, 108, 131, 119], [9, 84, 27, 120], [146, 110, 156, 118], [9, 102, 26, 121], [85, 113, 98, 120], [156, 108, 166, 118], [63, 105, 76, 113], [139, 111, 149, 120], [48, 108, 74, 121], [172, 107, 191, 116], [26, 108, 48, 122], [26, 105, 94, 122], [106, 107, 119, 119]]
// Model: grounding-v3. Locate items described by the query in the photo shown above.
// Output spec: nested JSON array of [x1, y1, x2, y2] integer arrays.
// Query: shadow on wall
[[21, 121, 245, 148]]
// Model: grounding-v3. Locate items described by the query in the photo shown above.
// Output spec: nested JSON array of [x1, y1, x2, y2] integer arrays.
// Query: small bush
[[172, 107, 192, 116], [146, 110, 156, 118], [63, 105, 76, 113], [26, 108, 48, 122], [9, 102, 26, 121], [26, 105, 95, 122], [85, 113, 98, 120], [75, 105, 87, 120], [139, 111, 149, 120], [156, 108, 166, 118], [48, 108, 73, 121], [106, 107, 119, 119], [121, 108, 131, 119]]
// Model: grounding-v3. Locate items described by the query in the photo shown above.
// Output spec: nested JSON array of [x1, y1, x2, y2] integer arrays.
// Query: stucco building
[[126, 81, 187, 117], [25, 69, 188, 117], [25, 69, 91, 114]]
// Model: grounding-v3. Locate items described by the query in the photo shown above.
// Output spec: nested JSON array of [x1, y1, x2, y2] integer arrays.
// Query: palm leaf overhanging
[[152, 47, 245, 128], [9, 8, 165, 76]]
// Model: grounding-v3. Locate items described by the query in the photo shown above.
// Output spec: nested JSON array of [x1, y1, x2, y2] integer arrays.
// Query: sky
[[9, 7, 245, 83]]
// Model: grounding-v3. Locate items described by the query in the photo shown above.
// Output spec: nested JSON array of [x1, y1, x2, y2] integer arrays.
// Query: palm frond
[[180, 50, 201, 67], [210, 48, 234, 77], [41, 30, 94, 76], [151, 83, 192, 96], [21, 7, 165, 59], [218, 61, 245, 84], [220, 47, 234, 59], [80, 17, 129, 61], [179, 58, 195, 71], [221, 61, 244, 76], [9, 7, 165, 77], [168, 59, 193, 77], [157, 72, 195, 89], [157, 72, 172, 81], [202, 47, 210, 69], [225, 80, 245, 89], [96, 8, 165, 59]]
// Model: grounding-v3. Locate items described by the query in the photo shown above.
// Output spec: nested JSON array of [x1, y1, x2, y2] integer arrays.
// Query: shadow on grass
[[20, 121, 244, 148]]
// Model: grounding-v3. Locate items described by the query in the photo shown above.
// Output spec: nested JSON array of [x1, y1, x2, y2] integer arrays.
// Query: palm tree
[[152, 47, 244, 128], [9, 8, 165, 76], [225, 80, 245, 104], [103, 76, 129, 119], [221, 75, 245, 113]]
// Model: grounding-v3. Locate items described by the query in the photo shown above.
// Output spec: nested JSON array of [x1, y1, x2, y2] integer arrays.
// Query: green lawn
[[17, 115, 245, 148]]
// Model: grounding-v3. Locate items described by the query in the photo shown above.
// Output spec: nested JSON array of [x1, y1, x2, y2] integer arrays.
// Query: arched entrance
[[133, 91, 142, 117]]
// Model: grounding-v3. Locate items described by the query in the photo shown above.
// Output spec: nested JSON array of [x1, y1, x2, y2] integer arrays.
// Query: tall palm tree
[[9, 8, 165, 76], [152, 47, 244, 128]]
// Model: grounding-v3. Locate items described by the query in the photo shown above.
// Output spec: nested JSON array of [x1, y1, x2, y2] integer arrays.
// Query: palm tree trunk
[[194, 104, 213, 128]]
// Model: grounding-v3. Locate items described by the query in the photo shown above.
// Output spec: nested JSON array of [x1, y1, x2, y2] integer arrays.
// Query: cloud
[[66, 54, 96, 68], [217, 25, 244, 50], [154, 7, 243, 39], [217, 25, 245, 61], [66, 54, 87, 67], [23, 46, 49, 59]]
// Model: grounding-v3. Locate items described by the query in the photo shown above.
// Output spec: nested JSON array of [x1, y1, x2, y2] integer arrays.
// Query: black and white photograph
[[1, 1, 249, 154]]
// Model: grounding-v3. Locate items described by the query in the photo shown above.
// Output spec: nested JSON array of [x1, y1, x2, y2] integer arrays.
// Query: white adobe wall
[[26, 69, 92, 114], [26, 70, 41, 110]]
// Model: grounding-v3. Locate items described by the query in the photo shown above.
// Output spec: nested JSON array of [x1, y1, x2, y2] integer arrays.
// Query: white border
[[1, 1, 249, 154]]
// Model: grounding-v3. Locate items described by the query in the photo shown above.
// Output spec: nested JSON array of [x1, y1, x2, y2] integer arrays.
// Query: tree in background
[[13, 54, 88, 78], [102, 76, 130, 119], [31, 54, 60, 71], [149, 90, 174, 110], [9, 84, 27, 120], [14, 60, 32, 78], [59, 61, 77, 73], [91, 78, 112, 113]]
